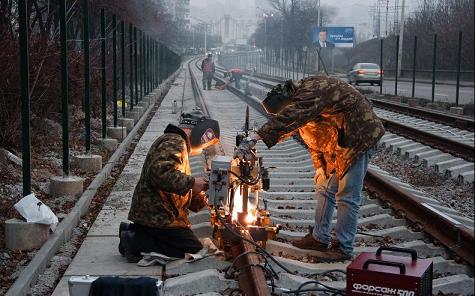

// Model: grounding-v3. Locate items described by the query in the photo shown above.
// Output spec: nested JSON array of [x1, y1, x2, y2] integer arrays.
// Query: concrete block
[[138, 101, 149, 110], [72, 154, 102, 173], [107, 126, 127, 141], [407, 98, 419, 107], [405, 146, 432, 159], [99, 138, 118, 151], [388, 140, 414, 152], [422, 153, 453, 168], [458, 170, 474, 184], [126, 111, 140, 122], [118, 118, 135, 132], [50, 175, 84, 197], [433, 274, 475, 296], [446, 163, 474, 178], [434, 158, 466, 173], [414, 150, 442, 162], [5, 218, 50, 251], [396, 143, 423, 156], [391, 96, 403, 103], [450, 106, 465, 115], [164, 269, 238, 295], [133, 106, 145, 116]]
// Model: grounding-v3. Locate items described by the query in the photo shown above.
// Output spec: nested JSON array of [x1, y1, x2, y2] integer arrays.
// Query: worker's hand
[[234, 139, 257, 161], [252, 133, 262, 142], [192, 177, 209, 193], [315, 167, 325, 183]]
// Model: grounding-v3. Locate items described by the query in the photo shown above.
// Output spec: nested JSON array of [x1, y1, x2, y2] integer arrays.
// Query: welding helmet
[[262, 80, 295, 114], [179, 108, 220, 152]]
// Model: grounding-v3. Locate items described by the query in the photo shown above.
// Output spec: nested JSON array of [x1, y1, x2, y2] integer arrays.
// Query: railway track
[[214, 65, 475, 183], [40, 58, 473, 295], [181, 58, 475, 295]]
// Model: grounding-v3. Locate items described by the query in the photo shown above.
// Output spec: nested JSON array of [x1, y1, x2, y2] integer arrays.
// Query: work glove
[[189, 191, 208, 213], [234, 139, 257, 161]]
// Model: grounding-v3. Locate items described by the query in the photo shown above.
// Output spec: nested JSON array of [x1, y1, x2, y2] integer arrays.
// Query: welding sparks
[[231, 189, 257, 225]]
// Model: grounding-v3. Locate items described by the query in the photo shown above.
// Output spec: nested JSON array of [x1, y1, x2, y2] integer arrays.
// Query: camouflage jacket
[[257, 76, 385, 179], [128, 124, 207, 229]]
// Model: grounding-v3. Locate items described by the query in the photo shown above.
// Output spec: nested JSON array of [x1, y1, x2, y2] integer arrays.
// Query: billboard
[[312, 27, 354, 48]]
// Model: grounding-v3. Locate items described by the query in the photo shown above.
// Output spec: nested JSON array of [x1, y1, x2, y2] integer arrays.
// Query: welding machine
[[347, 247, 433, 296], [207, 107, 279, 254]]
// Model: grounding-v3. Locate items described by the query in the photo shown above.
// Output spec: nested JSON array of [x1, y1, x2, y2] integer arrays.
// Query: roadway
[[356, 79, 474, 105], [221, 55, 474, 105]]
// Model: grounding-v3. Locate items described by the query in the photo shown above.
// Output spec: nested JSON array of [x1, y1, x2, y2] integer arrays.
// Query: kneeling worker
[[252, 76, 385, 261], [119, 108, 220, 262]]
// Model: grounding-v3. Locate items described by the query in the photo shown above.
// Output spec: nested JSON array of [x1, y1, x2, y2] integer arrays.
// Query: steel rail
[[206, 61, 475, 266], [365, 169, 474, 266], [381, 119, 474, 161], [215, 67, 474, 161], [230, 68, 474, 133], [188, 58, 211, 117], [372, 99, 474, 132]]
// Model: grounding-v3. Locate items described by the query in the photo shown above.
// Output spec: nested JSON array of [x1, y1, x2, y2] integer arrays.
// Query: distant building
[[356, 22, 371, 43], [255, 0, 272, 13], [163, 0, 191, 29]]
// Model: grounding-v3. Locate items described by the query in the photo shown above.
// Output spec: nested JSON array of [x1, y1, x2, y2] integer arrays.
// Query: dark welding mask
[[262, 80, 295, 114], [180, 108, 220, 153]]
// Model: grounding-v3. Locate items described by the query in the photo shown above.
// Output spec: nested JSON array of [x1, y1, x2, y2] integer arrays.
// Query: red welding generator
[[347, 247, 433, 296]]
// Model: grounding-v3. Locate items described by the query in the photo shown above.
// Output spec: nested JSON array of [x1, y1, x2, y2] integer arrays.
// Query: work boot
[[119, 230, 141, 263], [318, 247, 353, 263], [291, 233, 330, 252], [118, 222, 131, 256]]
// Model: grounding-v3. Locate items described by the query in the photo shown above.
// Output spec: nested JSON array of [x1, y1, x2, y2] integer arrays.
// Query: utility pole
[[397, 0, 405, 77], [204, 23, 208, 54]]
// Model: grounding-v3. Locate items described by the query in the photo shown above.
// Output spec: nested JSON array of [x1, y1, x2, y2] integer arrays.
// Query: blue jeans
[[312, 148, 374, 255]]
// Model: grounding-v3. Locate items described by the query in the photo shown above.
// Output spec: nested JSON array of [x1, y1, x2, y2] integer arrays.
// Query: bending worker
[[252, 76, 385, 261], [119, 108, 220, 262]]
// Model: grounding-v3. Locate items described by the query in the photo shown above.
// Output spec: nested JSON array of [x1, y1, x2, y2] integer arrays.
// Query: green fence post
[[112, 15, 118, 127], [134, 27, 138, 105], [411, 35, 417, 98], [121, 20, 126, 117], [18, 2, 34, 184], [455, 32, 462, 106], [100, 9, 107, 137], [142, 32, 146, 98], [59, 0, 70, 177], [18, 0, 31, 195], [129, 24, 134, 110], [380, 39, 384, 94], [83, 0, 91, 153], [395, 35, 399, 96], [431, 34, 437, 102]]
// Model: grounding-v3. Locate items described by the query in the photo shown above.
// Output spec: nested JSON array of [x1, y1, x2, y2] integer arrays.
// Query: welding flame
[[231, 189, 257, 225]]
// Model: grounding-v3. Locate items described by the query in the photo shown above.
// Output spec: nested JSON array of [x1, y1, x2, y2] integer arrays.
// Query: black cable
[[294, 280, 345, 296], [229, 169, 261, 186], [309, 269, 347, 281]]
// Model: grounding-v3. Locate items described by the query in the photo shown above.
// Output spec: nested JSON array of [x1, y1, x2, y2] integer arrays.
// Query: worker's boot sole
[[118, 222, 131, 256], [120, 231, 141, 263]]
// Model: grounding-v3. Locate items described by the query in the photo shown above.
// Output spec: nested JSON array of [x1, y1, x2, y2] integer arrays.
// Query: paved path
[[51, 66, 235, 296]]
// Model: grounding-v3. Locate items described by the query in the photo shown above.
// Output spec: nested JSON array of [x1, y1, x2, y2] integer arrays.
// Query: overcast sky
[[190, 0, 421, 27]]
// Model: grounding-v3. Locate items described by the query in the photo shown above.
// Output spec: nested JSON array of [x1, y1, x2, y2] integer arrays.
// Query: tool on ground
[[347, 246, 433, 296]]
